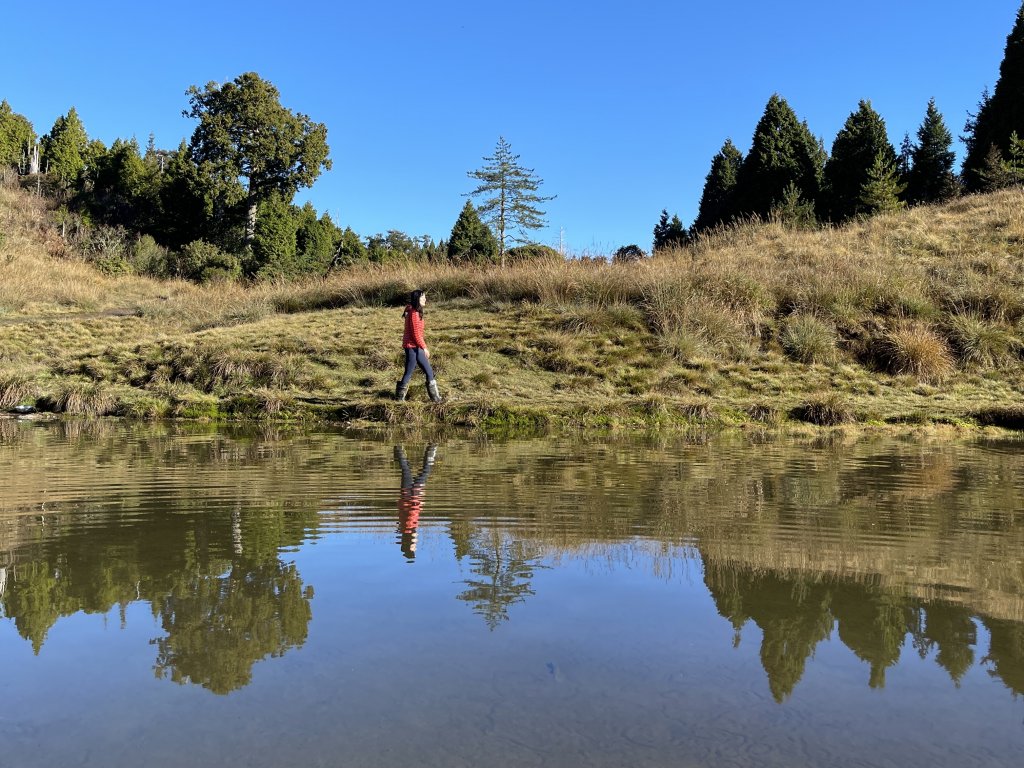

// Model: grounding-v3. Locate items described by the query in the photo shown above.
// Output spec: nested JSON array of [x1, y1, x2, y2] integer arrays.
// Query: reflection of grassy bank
[[4, 185, 1024, 432]]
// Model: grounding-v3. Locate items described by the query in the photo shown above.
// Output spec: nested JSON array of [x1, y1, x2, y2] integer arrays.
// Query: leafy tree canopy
[[185, 72, 331, 242]]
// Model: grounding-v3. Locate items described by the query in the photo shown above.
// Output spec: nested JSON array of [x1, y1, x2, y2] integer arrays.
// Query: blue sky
[[1, 1, 1018, 253]]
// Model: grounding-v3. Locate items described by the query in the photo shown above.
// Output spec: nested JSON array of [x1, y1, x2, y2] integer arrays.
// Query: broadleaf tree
[[466, 136, 555, 267], [185, 72, 331, 248]]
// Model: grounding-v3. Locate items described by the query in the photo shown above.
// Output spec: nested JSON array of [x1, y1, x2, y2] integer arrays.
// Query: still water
[[1, 420, 1023, 767]]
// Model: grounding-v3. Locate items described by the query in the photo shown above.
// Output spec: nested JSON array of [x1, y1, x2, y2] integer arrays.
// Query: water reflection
[[0, 487, 314, 693], [701, 560, 1021, 701], [456, 528, 543, 630], [0, 425, 1023, 711], [394, 444, 435, 561]]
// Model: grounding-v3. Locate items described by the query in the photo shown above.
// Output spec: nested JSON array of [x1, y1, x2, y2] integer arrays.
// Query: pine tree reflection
[[702, 558, 1020, 701], [456, 528, 541, 630]]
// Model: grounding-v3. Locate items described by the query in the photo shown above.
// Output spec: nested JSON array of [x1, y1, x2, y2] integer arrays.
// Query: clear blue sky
[[1, 1, 1018, 254]]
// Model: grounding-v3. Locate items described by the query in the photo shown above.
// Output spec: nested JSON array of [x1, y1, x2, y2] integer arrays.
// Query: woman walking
[[396, 289, 441, 402]]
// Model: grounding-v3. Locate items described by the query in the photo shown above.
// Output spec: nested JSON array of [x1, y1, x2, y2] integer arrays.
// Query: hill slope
[[2, 183, 1024, 433]]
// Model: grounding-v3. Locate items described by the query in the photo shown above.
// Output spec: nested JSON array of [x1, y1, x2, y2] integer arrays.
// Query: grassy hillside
[[3, 181, 1024, 434]]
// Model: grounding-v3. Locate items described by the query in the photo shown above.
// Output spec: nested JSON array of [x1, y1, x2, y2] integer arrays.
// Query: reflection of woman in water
[[395, 444, 436, 561]]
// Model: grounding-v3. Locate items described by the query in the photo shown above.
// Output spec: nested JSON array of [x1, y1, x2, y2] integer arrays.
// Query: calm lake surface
[[1, 420, 1023, 768]]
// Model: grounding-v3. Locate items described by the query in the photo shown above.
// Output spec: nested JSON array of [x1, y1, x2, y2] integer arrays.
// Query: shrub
[[506, 244, 562, 263], [173, 240, 241, 283], [130, 234, 171, 277], [780, 314, 838, 364], [612, 244, 646, 263], [82, 225, 133, 274], [878, 323, 955, 381], [944, 315, 1018, 367]]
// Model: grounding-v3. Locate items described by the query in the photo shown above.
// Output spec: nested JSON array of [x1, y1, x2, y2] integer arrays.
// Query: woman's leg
[[415, 348, 435, 382], [399, 349, 418, 387], [396, 349, 417, 399], [416, 349, 441, 402]]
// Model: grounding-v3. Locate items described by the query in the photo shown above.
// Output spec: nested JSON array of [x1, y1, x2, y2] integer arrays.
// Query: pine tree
[[0, 100, 35, 170], [906, 99, 958, 205], [41, 107, 89, 187], [295, 203, 337, 274], [822, 100, 897, 221], [859, 151, 907, 216], [448, 200, 499, 264], [962, 5, 1024, 190], [978, 131, 1024, 190], [769, 182, 817, 228], [466, 136, 554, 266], [732, 95, 824, 220], [652, 209, 688, 252], [693, 139, 743, 232]]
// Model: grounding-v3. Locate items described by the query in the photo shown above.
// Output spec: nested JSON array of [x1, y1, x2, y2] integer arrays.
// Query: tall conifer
[[41, 107, 89, 186], [0, 100, 35, 169], [822, 100, 897, 222], [962, 4, 1024, 190], [906, 99, 958, 205], [448, 200, 498, 264], [693, 139, 743, 232], [733, 95, 823, 220]]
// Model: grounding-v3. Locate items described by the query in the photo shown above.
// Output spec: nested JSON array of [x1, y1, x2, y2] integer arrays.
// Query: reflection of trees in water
[[704, 559, 1024, 701], [456, 528, 542, 630], [152, 559, 312, 695], [0, 503, 315, 693], [982, 618, 1024, 695]]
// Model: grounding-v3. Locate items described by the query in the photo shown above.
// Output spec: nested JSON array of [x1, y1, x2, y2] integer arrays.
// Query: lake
[[1, 420, 1022, 767]]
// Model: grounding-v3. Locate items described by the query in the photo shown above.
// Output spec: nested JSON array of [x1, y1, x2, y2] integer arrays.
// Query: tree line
[[650, 3, 1024, 253], [0, 75, 556, 282]]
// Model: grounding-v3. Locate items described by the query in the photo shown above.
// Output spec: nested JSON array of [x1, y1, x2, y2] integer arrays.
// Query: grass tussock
[[46, 381, 117, 416], [780, 314, 838, 365], [878, 323, 955, 382], [944, 314, 1019, 367], [792, 393, 855, 426], [0, 371, 38, 408]]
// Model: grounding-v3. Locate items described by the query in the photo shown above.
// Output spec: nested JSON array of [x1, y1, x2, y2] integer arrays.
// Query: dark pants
[[399, 347, 434, 387]]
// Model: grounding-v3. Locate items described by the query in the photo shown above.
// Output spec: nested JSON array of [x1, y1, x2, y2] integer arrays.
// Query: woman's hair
[[406, 289, 425, 317]]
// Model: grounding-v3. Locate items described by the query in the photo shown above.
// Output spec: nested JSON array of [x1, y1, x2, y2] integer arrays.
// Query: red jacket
[[402, 306, 426, 349]]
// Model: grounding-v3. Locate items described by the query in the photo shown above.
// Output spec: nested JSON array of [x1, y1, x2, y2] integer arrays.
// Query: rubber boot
[[427, 379, 442, 403], [395, 381, 408, 401]]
